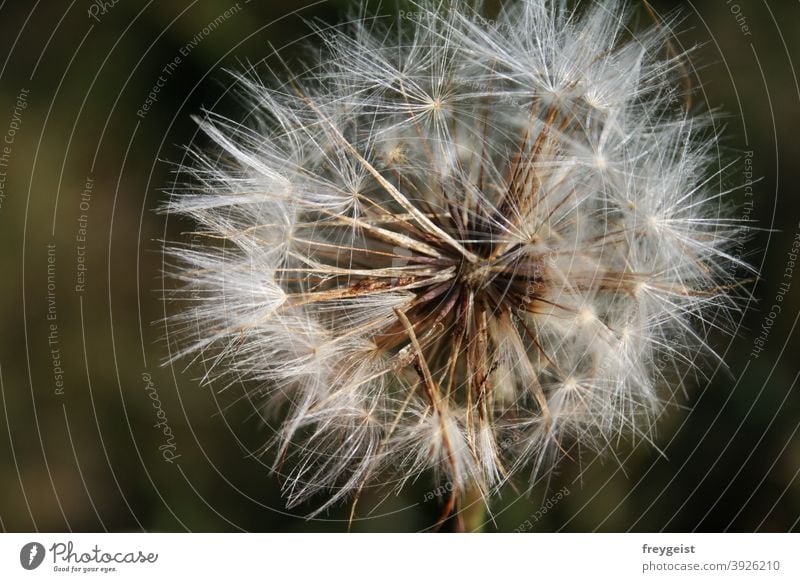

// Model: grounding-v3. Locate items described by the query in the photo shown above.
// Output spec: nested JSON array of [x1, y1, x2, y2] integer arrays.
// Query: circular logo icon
[[20, 542, 46, 570]]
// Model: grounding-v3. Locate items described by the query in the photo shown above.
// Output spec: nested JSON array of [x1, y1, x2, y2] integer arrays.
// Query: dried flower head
[[163, 0, 749, 521]]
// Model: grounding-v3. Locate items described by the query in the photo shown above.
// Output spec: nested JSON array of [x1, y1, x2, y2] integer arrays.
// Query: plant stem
[[460, 485, 487, 533]]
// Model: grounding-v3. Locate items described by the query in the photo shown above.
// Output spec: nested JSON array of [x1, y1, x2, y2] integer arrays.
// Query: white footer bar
[[1, 533, 796, 580]]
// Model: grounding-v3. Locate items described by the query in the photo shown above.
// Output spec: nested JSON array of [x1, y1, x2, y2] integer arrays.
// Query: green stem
[[460, 485, 487, 533]]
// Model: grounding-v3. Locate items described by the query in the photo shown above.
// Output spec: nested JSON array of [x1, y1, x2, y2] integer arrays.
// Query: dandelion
[[163, 0, 751, 528]]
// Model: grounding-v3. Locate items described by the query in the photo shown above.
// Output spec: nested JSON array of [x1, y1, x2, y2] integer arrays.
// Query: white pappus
[[162, 0, 752, 526]]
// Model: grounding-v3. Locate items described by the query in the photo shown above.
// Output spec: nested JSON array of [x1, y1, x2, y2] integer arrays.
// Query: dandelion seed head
[[163, 0, 751, 518]]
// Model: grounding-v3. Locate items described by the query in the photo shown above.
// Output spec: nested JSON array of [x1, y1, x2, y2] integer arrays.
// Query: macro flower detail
[[164, 0, 748, 522]]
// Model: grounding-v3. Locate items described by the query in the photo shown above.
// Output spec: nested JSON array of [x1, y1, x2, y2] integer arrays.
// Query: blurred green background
[[0, 0, 798, 532]]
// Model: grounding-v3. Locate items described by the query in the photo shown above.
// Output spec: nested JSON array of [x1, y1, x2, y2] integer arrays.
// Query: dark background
[[0, 0, 798, 532]]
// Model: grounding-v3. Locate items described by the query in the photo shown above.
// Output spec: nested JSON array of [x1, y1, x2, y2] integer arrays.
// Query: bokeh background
[[0, 0, 798, 532]]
